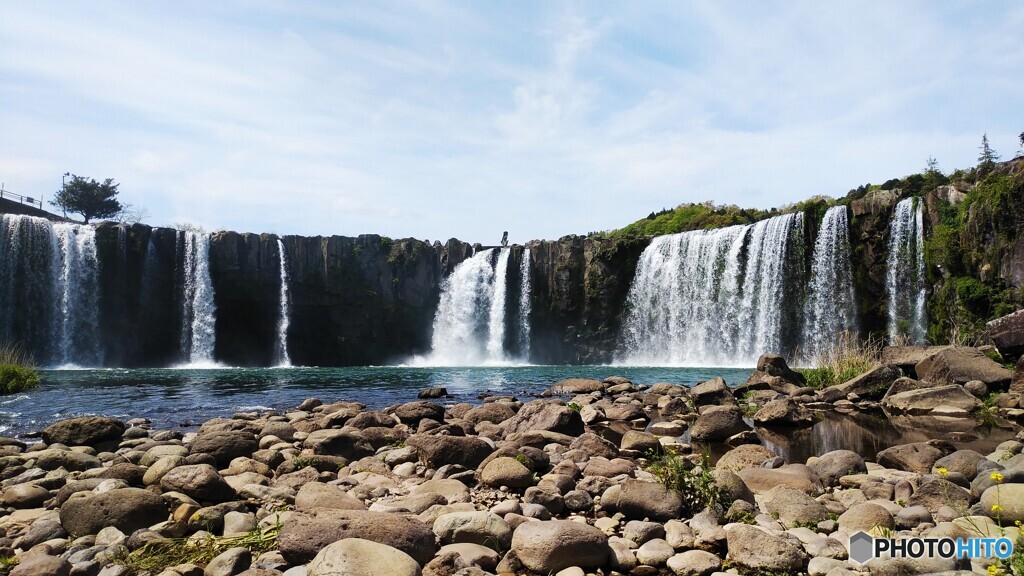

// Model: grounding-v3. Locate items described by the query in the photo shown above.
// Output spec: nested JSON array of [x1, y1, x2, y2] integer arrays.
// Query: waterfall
[[517, 248, 532, 361], [179, 230, 217, 364], [886, 197, 927, 344], [0, 215, 101, 366], [801, 206, 858, 360], [274, 238, 292, 367], [53, 223, 102, 366], [615, 212, 805, 367], [421, 247, 517, 365]]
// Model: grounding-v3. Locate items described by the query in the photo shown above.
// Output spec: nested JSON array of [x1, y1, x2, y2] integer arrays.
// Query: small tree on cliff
[[978, 133, 999, 173], [51, 175, 123, 223]]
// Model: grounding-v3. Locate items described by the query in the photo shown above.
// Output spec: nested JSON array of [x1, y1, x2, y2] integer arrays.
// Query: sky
[[1, 2, 1022, 245]]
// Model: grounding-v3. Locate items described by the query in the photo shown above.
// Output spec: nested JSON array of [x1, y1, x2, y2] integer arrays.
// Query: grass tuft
[[0, 341, 39, 395], [795, 333, 880, 389], [118, 522, 280, 572]]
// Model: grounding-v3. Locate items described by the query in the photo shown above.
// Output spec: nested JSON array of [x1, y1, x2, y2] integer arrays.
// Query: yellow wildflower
[[991, 504, 1003, 514], [936, 467, 949, 476], [990, 471, 1004, 483], [988, 565, 1002, 576]]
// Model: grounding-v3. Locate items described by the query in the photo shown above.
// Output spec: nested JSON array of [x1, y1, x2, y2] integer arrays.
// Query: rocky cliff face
[[527, 236, 649, 364]]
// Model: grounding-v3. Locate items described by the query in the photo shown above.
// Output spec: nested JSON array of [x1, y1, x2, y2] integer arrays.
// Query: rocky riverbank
[[0, 347, 1023, 576]]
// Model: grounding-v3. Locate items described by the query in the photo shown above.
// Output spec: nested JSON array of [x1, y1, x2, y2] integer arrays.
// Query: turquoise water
[[1, 365, 752, 437]]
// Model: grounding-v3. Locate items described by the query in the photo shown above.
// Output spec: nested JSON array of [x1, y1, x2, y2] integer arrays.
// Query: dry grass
[[795, 333, 881, 389], [118, 522, 280, 572]]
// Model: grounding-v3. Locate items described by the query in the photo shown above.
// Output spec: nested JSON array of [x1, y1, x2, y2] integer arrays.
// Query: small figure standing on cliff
[[501, 231, 508, 247]]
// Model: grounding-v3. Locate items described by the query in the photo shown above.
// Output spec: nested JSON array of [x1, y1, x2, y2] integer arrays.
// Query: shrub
[[646, 448, 725, 515], [0, 342, 39, 395]]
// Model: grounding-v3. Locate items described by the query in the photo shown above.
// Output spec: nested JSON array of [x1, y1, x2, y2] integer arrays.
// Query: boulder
[[737, 464, 821, 495], [303, 429, 375, 460], [987, 309, 1024, 361], [406, 434, 492, 469], [9, 555, 72, 576], [932, 450, 986, 479], [838, 502, 895, 532], [666, 550, 722, 576], [418, 387, 448, 399], [394, 401, 445, 426], [716, 444, 775, 472], [748, 354, 805, 386], [511, 520, 609, 573], [41, 416, 125, 447], [191, 430, 259, 468], [295, 482, 366, 511], [160, 464, 236, 502], [1, 484, 50, 508], [809, 450, 866, 485], [689, 408, 749, 442], [725, 524, 807, 572], [549, 378, 605, 394], [205, 547, 252, 575], [278, 510, 437, 565], [762, 486, 829, 527], [753, 398, 813, 426], [606, 479, 683, 521], [463, 403, 516, 425], [915, 347, 1012, 388], [908, 476, 972, 514], [690, 378, 735, 406], [876, 440, 955, 474], [503, 401, 584, 436], [882, 384, 982, 414], [307, 538, 420, 576], [59, 487, 167, 536], [432, 511, 512, 550], [981, 483, 1024, 524], [479, 457, 533, 489], [826, 365, 902, 400], [880, 346, 948, 374]]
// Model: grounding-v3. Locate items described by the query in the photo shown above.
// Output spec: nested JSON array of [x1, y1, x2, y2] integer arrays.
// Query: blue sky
[[1, 2, 1022, 244]]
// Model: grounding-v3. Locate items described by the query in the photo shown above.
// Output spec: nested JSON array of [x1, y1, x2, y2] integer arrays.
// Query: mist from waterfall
[[801, 205, 858, 360], [274, 238, 292, 367], [179, 230, 217, 365], [886, 197, 928, 344], [615, 212, 805, 367]]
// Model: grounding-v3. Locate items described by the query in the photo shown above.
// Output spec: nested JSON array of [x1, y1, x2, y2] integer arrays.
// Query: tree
[[925, 156, 940, 174], [978, 133, 1000, 171], [50, 175, 122, 223], [1017, 131, 1024, 158]]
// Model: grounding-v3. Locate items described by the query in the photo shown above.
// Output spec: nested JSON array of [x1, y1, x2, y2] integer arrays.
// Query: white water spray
[[274, 238, 292, 366], [180, 230, 217, 364], [801, 206, 858, 360], [886, 197, 927, 344]]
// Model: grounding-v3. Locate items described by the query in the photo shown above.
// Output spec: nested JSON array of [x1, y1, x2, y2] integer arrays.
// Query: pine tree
[[925, 156, 940, 174], [978, 133, 1000, 171]]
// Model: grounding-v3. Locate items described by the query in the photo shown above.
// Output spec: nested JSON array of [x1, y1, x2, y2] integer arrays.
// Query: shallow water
[[3, 365, 1013, 462], [1, 365, 750, 437]]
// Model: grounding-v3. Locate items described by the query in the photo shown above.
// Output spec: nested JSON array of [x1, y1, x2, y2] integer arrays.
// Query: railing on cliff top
[[0, 186, 44, 210]]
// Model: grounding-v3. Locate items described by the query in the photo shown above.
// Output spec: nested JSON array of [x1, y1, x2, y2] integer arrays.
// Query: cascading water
[[179, 230, 217, 365], [0, 215, 101, 366], [886, 197, 927, 344], [485, 249, 511, 360], [274, 238, 292, 367], [421, 247, 519, 365], [517, 248, 532, 361], [615, 212, 805, 367], [801, 206, 858, 360]]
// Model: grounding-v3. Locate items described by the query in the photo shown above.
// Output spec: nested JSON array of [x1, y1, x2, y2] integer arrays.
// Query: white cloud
[[1, 1, 1022, 243]]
